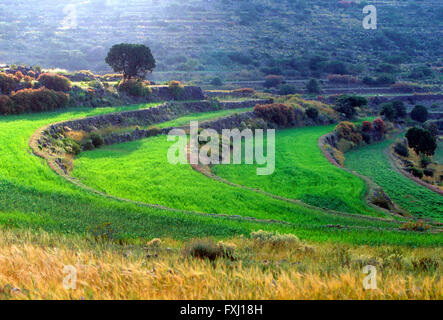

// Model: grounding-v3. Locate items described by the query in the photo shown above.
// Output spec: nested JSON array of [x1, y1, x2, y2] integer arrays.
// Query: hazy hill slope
[[0, 0, 441, 77]]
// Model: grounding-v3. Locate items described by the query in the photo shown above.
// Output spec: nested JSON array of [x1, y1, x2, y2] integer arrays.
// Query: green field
[[72, 135, 388, 224], [345, 138, 443, 222], [213, 126, 382, 217], [0, 106, 441, 246]]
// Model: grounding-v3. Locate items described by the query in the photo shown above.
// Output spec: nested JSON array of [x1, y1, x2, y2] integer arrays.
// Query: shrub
[[232, 88, 254, 94], [168, 80, 185, 100], [306, 78, 321, 94], [278, 84, 297, 95], [406, 127, 437, 156], [423, 169, 434, 177], [23, 75, 33, 83], [14, 71, 24, 80], [37, 73, 72, 92], [82, 139, 95, 151], [254, 103, 296, 127], [410, 105, 428, 123], [210, 77, 223, 86], [0, 72, 20, 94], [263, 75, 284, 88], [373, 118, 386, 140], [394, 142, 409, 157], [27, 70, 36, 79], [334, 95, 367, 119], [400, 220, 430, 232], [380, 103, 396, 121], [251, 230, 300, 248], [410, 167, 424, 178], [0, 95, 15, 115], [90, 132, 104, 148], [335, 121, 363, 144], [392, 100, 407, 118], [62, 137, 81, 155], [10, 88, 69, 114], [118, 79, 151, 98], [423, 121, 439, 138], [305, 107, 319, 120], [184, 239, 235, 261], [420, 155, 431, 168], [362, 121, 373, 132]]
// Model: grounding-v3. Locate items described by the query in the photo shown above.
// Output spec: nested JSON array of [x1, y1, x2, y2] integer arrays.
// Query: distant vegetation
[[0, 0, 441, 83]]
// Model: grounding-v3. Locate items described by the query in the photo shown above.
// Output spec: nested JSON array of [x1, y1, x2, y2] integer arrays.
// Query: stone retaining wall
[[47, 99, 273, 134]]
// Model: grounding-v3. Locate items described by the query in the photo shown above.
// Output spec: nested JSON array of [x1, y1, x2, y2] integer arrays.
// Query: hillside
[[1, 0, 442, 82]]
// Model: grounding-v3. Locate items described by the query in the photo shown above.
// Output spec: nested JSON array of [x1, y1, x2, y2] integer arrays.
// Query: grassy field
[[212, 126, 382, 217], [345, 138, 443, 222], [0, 105, 441, 246], [1, 228, 441, 300], [72, 135, 390, 226]]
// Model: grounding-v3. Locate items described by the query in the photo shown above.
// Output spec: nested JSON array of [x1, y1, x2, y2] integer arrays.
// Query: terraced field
[[212, 126, 382, 217], [345, 138, 443, 222], [1, 105, 441, 246], [72, 135, 390, 225]]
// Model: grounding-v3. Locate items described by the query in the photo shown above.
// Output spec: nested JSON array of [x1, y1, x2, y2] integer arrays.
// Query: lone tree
[[406, 127, 437, 156], [105, 44, 156, 80]]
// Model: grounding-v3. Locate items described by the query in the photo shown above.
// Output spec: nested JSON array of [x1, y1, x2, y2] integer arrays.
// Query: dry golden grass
[[0, 228, 441, 300]]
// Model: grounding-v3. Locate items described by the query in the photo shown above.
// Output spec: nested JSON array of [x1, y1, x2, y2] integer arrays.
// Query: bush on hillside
[[305, 107, 319, 120], [423, 121, 439, 138], [168, 80, 185, 100], [232, 88, 255, 94], [410, 167, 424, 179], [251, 230, 301, 248], [90, 132, 104, 148], [373, 118, 386, 140], [27, 70, 36, 79], [0, 72, 20, 94], [279, 84, 297, 95], [410, 105, 428, 123], [184, 239, 235, 261], [37, 73, 72, 92], [335, 121, 363, 144], [380, 101, 407, 122], [118, 79, 151, 98], [14, 71, 24, 80], [263, 75, 284, 88], [334, 95, 367, 120], [362, 121, 373, 132], [0, 95, 15, 115], [306, 78, 321, 94], [254, 103, 296, 127], [394, 141, 409, 157], [10, 88, 69, 114], [210, 77, 223, 86]]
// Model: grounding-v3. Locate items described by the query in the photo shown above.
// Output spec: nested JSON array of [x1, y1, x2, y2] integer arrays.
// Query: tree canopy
[[105, 44, 156, 79], [406, 127, 437, 156]]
